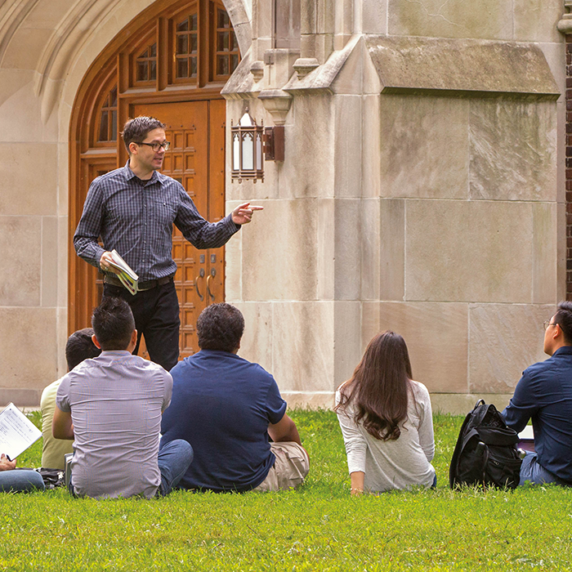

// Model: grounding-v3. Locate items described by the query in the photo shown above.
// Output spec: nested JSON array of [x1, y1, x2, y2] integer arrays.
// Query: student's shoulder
[[409, 380, 431, 403]]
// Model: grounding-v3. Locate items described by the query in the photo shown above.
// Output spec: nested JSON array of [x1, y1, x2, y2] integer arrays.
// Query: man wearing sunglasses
[[74, 116, 262, 371], [502, 301, 572, 486]]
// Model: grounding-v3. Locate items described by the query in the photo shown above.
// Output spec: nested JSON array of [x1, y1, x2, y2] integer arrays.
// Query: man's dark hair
[[121, 116, 166, 153], [554, 301, 572, 344], [197, 303, 245, 353], [91, 297, 135, 351], [66, 328, 101, 370]]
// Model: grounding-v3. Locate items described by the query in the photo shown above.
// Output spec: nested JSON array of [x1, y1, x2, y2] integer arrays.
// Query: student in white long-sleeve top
[[335, 331, 436, 495]]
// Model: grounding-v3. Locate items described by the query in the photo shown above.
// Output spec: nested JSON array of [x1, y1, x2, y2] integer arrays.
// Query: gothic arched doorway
[[68, 0, 240, 360]]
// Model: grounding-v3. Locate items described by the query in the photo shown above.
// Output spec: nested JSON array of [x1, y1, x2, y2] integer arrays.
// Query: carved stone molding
[[558, 0, 572, 34]]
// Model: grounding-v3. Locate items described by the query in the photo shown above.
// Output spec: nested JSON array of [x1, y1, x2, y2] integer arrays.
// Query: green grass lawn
[[2, 410, 572, 571]]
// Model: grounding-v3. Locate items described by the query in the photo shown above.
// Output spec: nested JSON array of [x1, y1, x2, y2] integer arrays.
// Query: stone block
[[333, 301, 362, 386], [280, 93, 334, 199], [272, 302, 334, 392], [241, 199, 319, 301], [360, 198, 380, 300], [281, 391, 335, 409], [532, 203, 557, 304], [469, 100, 557, 201], [317, 199, 335, 300], [57, 216, 69, 309], [301, 0, 317, 34], [0, 308, 57, 390], [0, 143, 57, 215], [0, 217, 41, 307], [0, 70, 34, 109], [430, 393, 512, 415], [224, 201, 243, 302], [379, 95, 469, 199], [57, 306, 68, 377], [317, 0, 335, 33], [405, 200, 533, 303], [468, 304, 554, 393], [557, 201, 567, 302], [57, 142, 69, 216], [334, 96, 362, 197], [514, 0, 562, 43], [538, 42, 566, 98], [41, 217, 58, 308], [363, 0, 387, 35], [366, 36, 559, 97], [233, 302, 274, 374], [388, 0, 513, 40], [253, 0, 273, 38], [380, 199, 405, 301], [1, 28, 53, 70], [362, 95, 381, 198], [334, 199, 361, 300], [362, 301, 469, 393]]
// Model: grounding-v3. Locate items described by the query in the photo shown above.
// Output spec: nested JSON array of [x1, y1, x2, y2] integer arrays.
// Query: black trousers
[[103, 280, 180, 371]]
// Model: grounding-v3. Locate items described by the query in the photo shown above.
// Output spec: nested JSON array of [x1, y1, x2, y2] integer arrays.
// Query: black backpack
[[449, 399, 523, 489]]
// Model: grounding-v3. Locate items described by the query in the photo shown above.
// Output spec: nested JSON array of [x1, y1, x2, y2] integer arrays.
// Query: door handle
[[206, 268, 216, 301], [195, 268, 205, 301]]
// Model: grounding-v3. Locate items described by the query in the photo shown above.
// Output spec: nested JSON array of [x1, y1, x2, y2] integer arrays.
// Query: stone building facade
[[0, 0, 567, 412]]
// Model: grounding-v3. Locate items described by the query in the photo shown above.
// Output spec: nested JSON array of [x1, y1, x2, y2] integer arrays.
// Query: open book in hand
[[108, 250, 139, 295], [0, 403, 42, 461]]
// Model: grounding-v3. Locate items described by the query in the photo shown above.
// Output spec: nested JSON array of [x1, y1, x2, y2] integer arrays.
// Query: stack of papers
[[108, 250, 139, 295], [0, 403, 42, 460]]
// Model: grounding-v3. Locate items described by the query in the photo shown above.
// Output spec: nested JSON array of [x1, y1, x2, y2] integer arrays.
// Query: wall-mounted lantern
[[231, 111, 264, 183], [231, 110, 286, 183]]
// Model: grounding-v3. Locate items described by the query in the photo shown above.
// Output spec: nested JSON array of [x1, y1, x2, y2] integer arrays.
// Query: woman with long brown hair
[[335, 331, 435, 494]]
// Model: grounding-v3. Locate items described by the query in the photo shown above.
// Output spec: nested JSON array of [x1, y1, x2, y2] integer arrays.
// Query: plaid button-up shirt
[[74, 162, 240, 281]]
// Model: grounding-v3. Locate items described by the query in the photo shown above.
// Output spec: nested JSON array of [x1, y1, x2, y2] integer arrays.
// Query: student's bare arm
[[268, 414, 302, 446], [52, 407, 74, 440]]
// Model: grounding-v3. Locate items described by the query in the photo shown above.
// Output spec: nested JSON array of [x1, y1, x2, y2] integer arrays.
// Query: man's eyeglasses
[[135, 141, 171, 152], [544, 320, 557, 330]]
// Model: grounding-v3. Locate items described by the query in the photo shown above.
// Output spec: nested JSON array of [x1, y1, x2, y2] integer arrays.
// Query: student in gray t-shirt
[[53, 297, 193, 499]]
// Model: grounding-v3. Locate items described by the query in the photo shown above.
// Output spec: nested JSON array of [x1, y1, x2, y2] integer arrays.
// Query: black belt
[[104, 274, 174, 291]]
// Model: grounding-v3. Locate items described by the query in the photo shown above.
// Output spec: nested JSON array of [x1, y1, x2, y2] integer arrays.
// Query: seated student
[[40, 328, 101, 470], [0, 454, 45, 493], [335, 331, 435, 495], [161, 303, 309, 492], [53, 297, 193, 499], [502, 301, 572, 486]]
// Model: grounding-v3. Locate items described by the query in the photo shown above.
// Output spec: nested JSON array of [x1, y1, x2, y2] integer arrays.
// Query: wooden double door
[[72, 100, 226, 360]]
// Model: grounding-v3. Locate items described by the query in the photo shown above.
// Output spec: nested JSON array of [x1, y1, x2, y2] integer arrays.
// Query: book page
[[0, 403, 42, 460]]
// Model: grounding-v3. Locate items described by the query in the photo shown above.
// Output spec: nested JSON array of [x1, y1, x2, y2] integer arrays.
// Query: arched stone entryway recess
[[66, 0, 245, 360]]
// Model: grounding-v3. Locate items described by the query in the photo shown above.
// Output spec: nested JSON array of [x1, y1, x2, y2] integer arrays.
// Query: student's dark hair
[[335, 331, 413, 442], [553, 301, 572, 344], [91, 297, 135, 351], [65, 328, 101, 370], [197, 303, 245, 353], [121, 116, 166, 153]]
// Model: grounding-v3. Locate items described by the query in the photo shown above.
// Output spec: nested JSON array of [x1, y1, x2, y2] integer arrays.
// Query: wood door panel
[[133, 100, 225, 359]]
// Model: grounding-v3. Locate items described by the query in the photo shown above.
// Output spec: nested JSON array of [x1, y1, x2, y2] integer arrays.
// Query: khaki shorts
[[254, 442, 310, 492]]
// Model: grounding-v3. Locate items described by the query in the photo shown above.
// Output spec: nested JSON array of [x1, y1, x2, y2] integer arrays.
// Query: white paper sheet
[[0, 403, 42, 460]]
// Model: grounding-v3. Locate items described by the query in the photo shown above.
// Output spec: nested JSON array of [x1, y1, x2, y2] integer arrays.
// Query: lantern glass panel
[[242, 133, 254, 170], [233, 133, 240, 172], [239, 113, 253, 127], [256, 133, 263, 170]]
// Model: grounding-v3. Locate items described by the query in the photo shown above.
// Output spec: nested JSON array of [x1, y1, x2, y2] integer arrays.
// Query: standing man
[[502, 301, 572, 486], [74, 116, 262, 371]]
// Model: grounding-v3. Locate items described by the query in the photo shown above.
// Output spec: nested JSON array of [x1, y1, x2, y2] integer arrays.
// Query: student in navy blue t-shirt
[[160, 303, 309, 492], [503, 301, 572, 486]]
